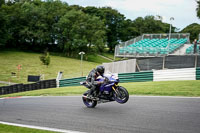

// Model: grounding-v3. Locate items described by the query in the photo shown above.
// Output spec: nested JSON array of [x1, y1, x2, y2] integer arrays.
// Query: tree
[[196, 0, 200, 19], [118, 19, 139, 42], [56, 9, 105, 56], [0, 2, 25, 48], [41, 0, 68, 49], [14, 0, 68, 51], [0, 0, 5, 7], [83, 14, 106, 53], [133, 15, 175, 35], [83, 6, 126, 52], [1, 0, 180, 55], [181, 23, 200, 41], [19, 0, 48, 51], [99, 7, 125, 52], [0, 5, 9, 46], [40, 49, 50, 67]]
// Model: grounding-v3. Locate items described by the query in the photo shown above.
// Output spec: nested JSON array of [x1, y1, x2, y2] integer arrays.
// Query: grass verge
[[87, 54, 111, 63], [0, 123, 57, 133], [0, 51, 100, 84], [100, 52, 122, 61], [1, 80, 200, 98], [0, 83, 8, 87]]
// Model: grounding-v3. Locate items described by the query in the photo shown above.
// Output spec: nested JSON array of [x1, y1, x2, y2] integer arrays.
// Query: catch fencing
[[0, 79, 56, 95], [137, 55, 200, 71]]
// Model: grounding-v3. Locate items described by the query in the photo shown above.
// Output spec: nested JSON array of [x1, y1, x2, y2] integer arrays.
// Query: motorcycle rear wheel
[[82, 91, 97, 108], [114, 86, 129, 104]]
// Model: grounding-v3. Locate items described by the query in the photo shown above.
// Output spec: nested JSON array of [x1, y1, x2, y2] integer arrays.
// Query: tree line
[[0, 0, 199, 56]]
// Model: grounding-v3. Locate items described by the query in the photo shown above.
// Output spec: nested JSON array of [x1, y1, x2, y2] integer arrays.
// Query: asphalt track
[[0, 96, 200, 133]]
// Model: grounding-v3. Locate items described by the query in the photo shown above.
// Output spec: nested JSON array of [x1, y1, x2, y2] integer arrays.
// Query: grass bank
[[100, 52, 122, 61], [1, 80, 200, 98], [0, 51, 102, 84], [0, 83, 8, 87], [0, 123, 57, 133]]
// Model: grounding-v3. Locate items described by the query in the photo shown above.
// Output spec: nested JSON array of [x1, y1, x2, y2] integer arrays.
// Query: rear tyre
[[114, 86, 129, 104], [82, 90, 97, 108]]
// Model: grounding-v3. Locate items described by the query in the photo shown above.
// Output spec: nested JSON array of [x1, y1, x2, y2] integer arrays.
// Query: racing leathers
[[86, 69, 103, 97]]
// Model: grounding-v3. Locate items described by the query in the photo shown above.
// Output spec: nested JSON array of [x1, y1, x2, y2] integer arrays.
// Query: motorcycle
[[80, 73, 129, 108]]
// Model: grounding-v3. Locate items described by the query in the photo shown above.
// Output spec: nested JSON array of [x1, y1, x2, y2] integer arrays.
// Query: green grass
[[87, 54, 111, 63], [0, 51, 101, 84], [0, 86, 87, 98], [101, 53, 114, 60], [0, 83, 8, 87], [101, 52, 122, 61], [1, 80, 200, 98], [123, 80, 200, 97], [0, 123, 57, 133]]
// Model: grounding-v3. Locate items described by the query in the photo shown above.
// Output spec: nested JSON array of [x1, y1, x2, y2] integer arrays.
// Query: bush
[[40, 49, 50, 67]]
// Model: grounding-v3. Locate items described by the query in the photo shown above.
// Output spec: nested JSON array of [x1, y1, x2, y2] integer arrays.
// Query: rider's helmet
[[96, 65, 105, 76]]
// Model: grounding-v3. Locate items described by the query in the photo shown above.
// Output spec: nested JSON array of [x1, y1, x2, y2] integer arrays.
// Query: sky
[[63, 0, 200, 31]]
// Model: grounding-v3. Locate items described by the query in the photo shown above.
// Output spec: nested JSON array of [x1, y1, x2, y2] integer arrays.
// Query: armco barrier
[[59, 77, 86, 87], [59, 68, 200, 88], [118, 71, 153, 83], [59, 71, 153, 87], [0, 79, 56, 95], [197, 67, 200, 80], [153, 68, 196, 81]]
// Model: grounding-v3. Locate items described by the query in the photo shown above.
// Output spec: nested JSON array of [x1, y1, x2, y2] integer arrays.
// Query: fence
[[103, 59, 136, 73], [0, 79, 56, 95], [59, 67, 200, 87], [153, 68, 196, 81], [59, 77, 86, 87], [137, 55, 200, 71], [142, 33, 190, 40], [1, 68, 199, 95], [118, 71, 153, 83], [197, 67, 200, 80], [59, 71, 153, 87]]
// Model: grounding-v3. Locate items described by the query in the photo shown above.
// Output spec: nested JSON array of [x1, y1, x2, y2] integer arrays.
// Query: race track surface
[[0, 96, 200, 133]]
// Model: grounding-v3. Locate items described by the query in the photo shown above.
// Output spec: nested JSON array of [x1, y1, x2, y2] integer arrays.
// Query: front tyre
[[82, 90, 97, 108], [114, 86, 129, 104]]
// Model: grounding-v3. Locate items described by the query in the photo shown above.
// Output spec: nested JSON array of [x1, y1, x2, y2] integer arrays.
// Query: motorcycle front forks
[[112, 84, 118, 94]]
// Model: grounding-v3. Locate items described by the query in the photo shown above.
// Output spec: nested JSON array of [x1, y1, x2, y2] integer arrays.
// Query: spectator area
[[119, 38, 188, 55], [186, 44, 200, 54]]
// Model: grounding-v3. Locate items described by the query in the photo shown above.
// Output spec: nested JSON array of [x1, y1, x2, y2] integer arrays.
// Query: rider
[[86, 65, 105, 98]]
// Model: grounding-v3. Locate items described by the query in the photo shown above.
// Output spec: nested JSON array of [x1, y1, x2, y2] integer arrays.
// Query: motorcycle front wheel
[[114, 86, 129, 104], [82, 90, 97, 108]]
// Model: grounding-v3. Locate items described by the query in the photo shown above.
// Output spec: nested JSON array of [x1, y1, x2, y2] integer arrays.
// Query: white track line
[[0, 121, 86, 133], [130, 95, 200, 99], [0, 95, 200, 100]]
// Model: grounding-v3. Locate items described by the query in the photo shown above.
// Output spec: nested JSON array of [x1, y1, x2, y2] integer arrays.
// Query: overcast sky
[[63, 0, 200, 31]]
